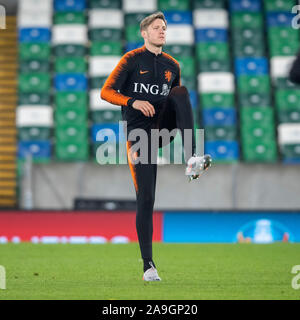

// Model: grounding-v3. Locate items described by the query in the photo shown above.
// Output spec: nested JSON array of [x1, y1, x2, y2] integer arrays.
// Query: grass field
[[0, 242, 300, 300]]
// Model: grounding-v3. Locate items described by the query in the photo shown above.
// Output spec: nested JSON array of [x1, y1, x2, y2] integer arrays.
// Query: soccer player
[[101, 12, 211, 281]]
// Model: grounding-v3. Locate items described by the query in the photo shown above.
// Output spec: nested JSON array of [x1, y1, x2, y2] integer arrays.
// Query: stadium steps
[[0, 16, 18, 208]]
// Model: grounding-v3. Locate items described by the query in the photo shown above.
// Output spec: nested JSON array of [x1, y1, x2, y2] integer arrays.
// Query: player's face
[[143, 19, 167, 47]]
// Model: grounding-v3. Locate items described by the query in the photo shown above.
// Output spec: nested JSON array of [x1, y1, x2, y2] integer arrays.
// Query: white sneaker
[[185, 154, 212, 181], [142, 263, 161, 281]]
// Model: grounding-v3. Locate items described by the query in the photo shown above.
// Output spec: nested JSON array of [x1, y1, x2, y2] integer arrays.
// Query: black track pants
[[126, 86, 196, 261]]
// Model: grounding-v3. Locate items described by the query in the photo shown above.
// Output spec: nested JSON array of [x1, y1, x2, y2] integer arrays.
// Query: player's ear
[[141, 29, 147, 39]]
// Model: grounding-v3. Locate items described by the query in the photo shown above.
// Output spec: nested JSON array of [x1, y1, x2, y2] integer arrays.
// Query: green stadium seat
[[18, 127, 51, 141], [54, 12, 86, 24], [55, 125, 87, 143], [55, 108, 87, 126], [18, 73, 50, 93], [55, 57, 87, 73], [242, 140, 277, 162], [18, 93, 51, 105], [237, 75, 270, 94], [90, 76, 107, 90], [231, 12, 263, 29], [269, 40, 299, 57], [240, 107, 274, 126], [19, 60, 50, 73], [125, 13, 149, 26], [238, 93, 271, 107], [241, 123, 275, 144], [205, 126, 237, 141], [200, 93, 234, 108], [232, 28, 264, 45], [125, 25, 143, 43], [280, 144, 300, 159], [275, 90, 300, 110], [177, 57, 196, 78], [89, 28, 122, 41], [56, 141, 89, 161], [193, 0, 224, 8], [264, 0, 296, 12], [196, 42, 229, 61], [91, 109, 122, 124], [273, 77, 300, 89], [164, 44, 194, 57], [268, 27, 299, 45], [180, 77, 196, 91], [198, 59, 231, 72], [233, 42, 265, 57], [19, 43, 51, 61], [90, 41, 122, 56], [158, 0, 190, 11], [89, 0, 122, 9], [277, 109, 300, 123], [55, 92, 87, 109], [53, 44, 87, 57]]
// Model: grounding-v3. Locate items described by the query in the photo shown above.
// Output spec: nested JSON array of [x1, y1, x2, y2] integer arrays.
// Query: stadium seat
[[200, 93, 234, 108], [123, 0, 157, 13], [55, 91, 87, 109], [52, 24, 88, 45], [54, 74, 87, 91], [229, 0, 261, 12], [55, 141, 89, 161], [205, 126, 237, 141], [19, 28, 51, 43], [204, 141, 239, 162], [55, 57, 87, 73], [19, 43, 51, 60], [54, 0, 86, 12], [18, 141, 51, 162], [202, 108, 237, 126], [18, 73, 50, 93], [89, 0, 121, 9], [193, 0, 225, 9], [90, 41, 122, 56], [264, 0, 296, 12], [159, 0, 190, 11], [54, 12, 86, 24], [235, 58, 268, 76], [55, 107, 87, 126], [55, 124, 88, 143]]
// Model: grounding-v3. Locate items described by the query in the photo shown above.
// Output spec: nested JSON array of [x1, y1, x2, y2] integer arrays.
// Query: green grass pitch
[[1, 242, 300, 300]]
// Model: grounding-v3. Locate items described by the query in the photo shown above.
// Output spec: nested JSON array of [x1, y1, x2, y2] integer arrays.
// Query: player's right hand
[[132, 100, 155, 117]]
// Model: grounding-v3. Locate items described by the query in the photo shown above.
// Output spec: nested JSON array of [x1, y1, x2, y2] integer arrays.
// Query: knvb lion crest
[[164, 70, 172, 82]]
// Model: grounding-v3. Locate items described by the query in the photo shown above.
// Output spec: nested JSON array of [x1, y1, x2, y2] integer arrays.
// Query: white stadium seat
[[198, 72, 235, 93], [88, 9, 124, 29], [123, 0, 157, 13], [166, 25, 194, 45], [16, 106, 53, 127], [270, 56, 296, 79], [278, 123, 300, 145], [52, 24, 88, 45], [89, 56, 121, 77], [90, 89, 122, 110], [193, 9, 229, 29]]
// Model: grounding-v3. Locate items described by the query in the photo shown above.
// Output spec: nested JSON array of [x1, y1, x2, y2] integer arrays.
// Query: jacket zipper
[[154, 56, 157, 78]]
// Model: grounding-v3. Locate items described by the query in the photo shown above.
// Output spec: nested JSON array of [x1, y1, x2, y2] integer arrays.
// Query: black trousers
[[126, 86, 196, 261]]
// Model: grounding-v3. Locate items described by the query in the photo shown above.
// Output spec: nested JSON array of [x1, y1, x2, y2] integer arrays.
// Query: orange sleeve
[[100, 51, 136, 107]]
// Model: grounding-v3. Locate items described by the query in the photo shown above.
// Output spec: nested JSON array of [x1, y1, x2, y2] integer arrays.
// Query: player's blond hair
[[140, 12, 167, 32]]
